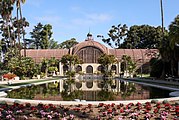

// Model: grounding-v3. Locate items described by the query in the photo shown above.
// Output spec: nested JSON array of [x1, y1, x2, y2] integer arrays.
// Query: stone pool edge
[[0, 97, 179, 106]]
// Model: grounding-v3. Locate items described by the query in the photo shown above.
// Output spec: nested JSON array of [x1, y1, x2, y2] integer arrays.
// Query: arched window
[[97, 65, 104, 73], [76, 82, 82, 89], [63, 65, 68, 73], [76, 65, 82, 73], [111, 65, 117, 74], [86, 65, 93, 74], [76, 46, 103, 63], [86, 81, 93, 88]]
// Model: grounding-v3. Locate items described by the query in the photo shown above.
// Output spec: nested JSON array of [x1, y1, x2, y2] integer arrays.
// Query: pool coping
[[0, 97, 179, 106]]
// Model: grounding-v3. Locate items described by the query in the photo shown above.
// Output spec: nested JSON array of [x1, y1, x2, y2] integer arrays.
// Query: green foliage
[[101, 24, 128, 48], [98, 54, 117, 76], [97, 90, 115, 101], [150, 58, 163, 78], [29, 22, 43, 49], [151, 99, 159, 104], [0, 0, 28, 59], [29, 23, 54, 49], [122, 25, 165, 49], [61, 90, 83, 101], [48, 39, 60, 49], [121, 55, 136, 76], [61, 54, 82, 72], [59, 38, 78, 49], [98, 54, 117, 66], [66, 71, 76, 77], [7, 83, 60, 99], [39, 57, 59, 77], [41, 24, 53, 49], [162, 100, 169, 104], [101, 24, 165, 49], [48, 66, 58, 73], [120, 82, 136, 99], [169, 15, 179, 49], [7, 57, 36, 79]]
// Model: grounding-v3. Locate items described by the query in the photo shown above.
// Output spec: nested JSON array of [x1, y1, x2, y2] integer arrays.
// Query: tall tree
[[48, 39, 60, 49], [29, 23, 53, 49], [61, 54, 81, 72], [41, 24, 53, 49], [169, 15, 179, 49], [98, 54, 117, 76], [29, 23, 43, 49], [101, 24, 128, 48], [0, 0, 28, 61], [59, 38, 78, 49], [0, 1, 14, 47], [169, 15, 179, 76], [160, 0, 164, 34], [121, 25, 164, 49], [15, 0, 26, 45], [121, 55, 136, 77]]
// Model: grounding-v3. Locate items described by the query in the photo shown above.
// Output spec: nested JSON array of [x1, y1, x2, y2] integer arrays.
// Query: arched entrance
[[76, 65, 82, 73], [97, 65, 104, 73], [86, 65, 93, 74], [63, 65, 68, 74], [111, 65, 117, 74]]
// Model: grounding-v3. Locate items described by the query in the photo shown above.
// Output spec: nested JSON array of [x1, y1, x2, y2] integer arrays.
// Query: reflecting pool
[[6, 79, 172, 101]]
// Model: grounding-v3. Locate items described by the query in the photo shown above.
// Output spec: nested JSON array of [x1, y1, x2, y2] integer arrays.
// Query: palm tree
[[160, 0, 164, 33], [15, 0, 26, 56], [169, 15, 179, 49], [159, 0, 167, 78], [0, 1, 14, 48], [169, 15, 179, 76], [121, 55, 131, 76]]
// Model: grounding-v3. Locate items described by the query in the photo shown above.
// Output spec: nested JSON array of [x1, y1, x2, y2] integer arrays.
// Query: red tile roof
[[21, 49, 69, 63]]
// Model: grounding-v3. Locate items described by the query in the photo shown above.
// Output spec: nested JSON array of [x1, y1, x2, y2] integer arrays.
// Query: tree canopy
[[59, 38, 78, 49], [28, 23, 53, 49], [102, 24, 167, 49], [169, 15, 179, 49]]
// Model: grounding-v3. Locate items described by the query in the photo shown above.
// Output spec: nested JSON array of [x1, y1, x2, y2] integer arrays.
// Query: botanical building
[[21, 33, 158, 76]]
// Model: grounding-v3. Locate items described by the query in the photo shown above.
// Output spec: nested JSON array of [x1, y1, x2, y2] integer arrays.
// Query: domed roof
[[72, 34, 109, 54]]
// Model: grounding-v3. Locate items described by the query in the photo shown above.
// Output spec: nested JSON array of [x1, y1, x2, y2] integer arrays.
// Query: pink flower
[[145, 113, 151, 119], [118, 116, 123, 120], [62, 117, 67, 120], [23, 115, 28, 120], [160, 115, 167, 120], [70, 114, 74, 119]]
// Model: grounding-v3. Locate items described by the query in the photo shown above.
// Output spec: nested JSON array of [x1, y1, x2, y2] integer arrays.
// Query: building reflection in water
[[7, 79, 170, 101]]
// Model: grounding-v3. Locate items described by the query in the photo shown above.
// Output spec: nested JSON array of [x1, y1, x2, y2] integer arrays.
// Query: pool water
[[6, 80, 172, 101]]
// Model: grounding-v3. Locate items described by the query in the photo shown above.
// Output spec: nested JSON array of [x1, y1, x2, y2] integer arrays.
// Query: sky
[[20, 0, 179, 45]]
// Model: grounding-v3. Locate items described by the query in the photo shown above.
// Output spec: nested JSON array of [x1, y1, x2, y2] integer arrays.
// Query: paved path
[[118, 77, 179, 91]]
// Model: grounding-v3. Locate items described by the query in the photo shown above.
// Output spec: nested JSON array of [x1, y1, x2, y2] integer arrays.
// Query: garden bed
[[0, 99, 179, 119]]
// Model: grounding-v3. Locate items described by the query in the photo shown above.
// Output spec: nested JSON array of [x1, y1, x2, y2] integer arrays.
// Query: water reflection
[[6, 79, 170, 101]]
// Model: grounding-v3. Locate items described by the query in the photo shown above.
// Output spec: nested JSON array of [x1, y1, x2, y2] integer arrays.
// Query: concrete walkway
[[119, 77, 179, 91]]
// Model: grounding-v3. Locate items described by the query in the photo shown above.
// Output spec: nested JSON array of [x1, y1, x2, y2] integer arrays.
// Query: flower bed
[[0, 100, 179, 120], [2, 73, 16, 80]]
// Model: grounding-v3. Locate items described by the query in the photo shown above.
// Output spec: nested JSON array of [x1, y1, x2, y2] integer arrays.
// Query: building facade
[[21, 34, 159, 76]]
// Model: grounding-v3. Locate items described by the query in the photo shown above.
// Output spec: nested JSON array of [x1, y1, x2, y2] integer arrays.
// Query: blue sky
[[21, 0, 179, 45]]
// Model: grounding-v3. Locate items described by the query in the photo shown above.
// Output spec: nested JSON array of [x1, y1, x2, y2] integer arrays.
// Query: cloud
[[34, 15, 61, 24], [72, 13, 112, 26], [25, 0, 43, 7], [86, 13, 112, 22]]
